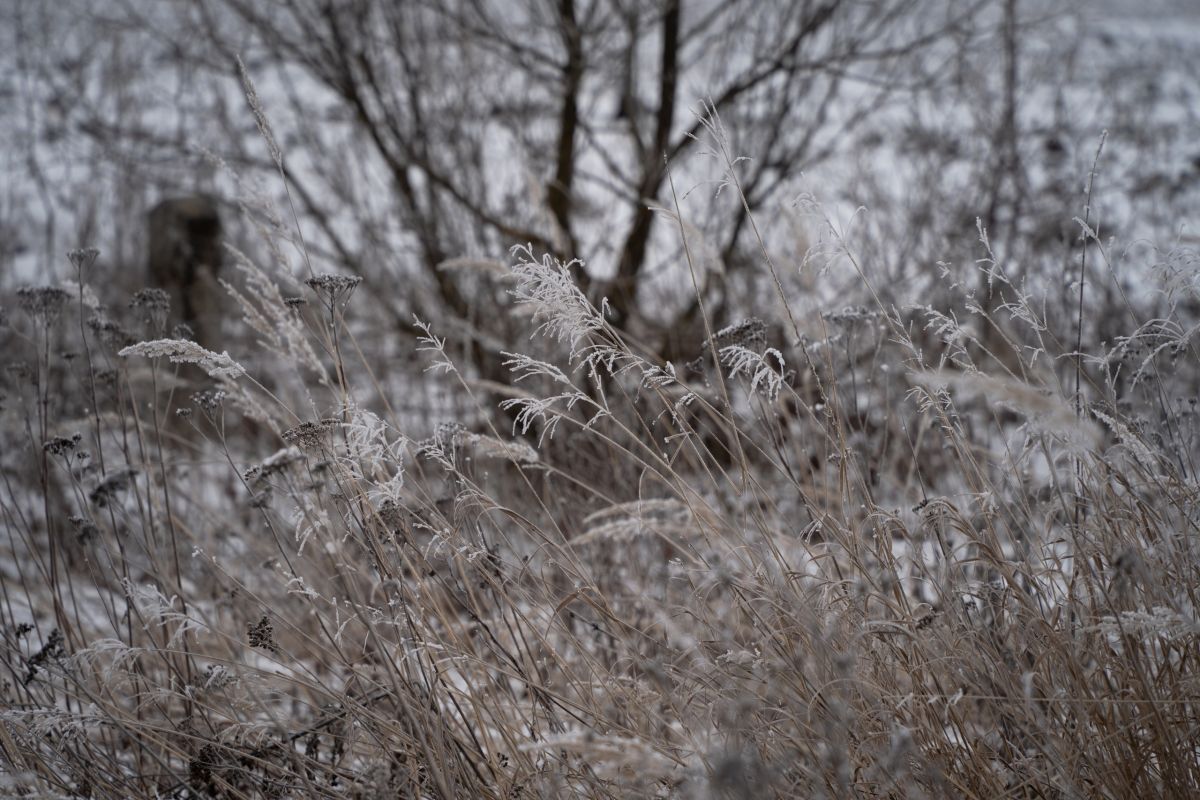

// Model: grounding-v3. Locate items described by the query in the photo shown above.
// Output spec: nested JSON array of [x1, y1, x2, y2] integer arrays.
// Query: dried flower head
[[68, 515, 100, 545], [17, 287, 71, 326], [465, 432, 540, 464], [119, 339, 246, 379], [434, 421, 467, 449], [247, 615, 279, 653], [281, 418, 338, 449], [67, 247, 100, 273], [94, 367, 117, 390], [87, 314, 136, 349], [89, 468, 138, 508], [688, 317, 769, 374], [376, 498, 411, 530], [825, 305, 879, 327], [283, 296, 307, 310], [129, 288, 171, 332], [243, 446, 304, 488], [44, 433, 82, 457], [714, 318, 768, 351], [304, 274, 362, 310], [197, 664, 236, 692], [23, 629, 66, 685], [416, 421, 467, 464], [189, 742, 224, 789], [191, 389, 227, 414]]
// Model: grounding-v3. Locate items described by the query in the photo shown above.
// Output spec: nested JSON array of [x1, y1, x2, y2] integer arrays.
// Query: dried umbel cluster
[[67, 247, 100, 273], [304, 274, 362, 312], [43, 432, 82, 457], [242, 445, 304, 488], [281, 418, 338, 449], [88, 468, 138, 508], [118, 338, 246, 379], [22, 629, 65, 685], [17, 286, 71, 327], [86, 314, 136, 349], [686, 317, 768, 373], [712, 317, 768, 351], [246, 615, 279, 653], [129, 287, 171, 332]]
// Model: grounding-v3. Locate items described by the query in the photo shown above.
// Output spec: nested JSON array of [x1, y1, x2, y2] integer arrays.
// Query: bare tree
[[70, 1, 978, 328]]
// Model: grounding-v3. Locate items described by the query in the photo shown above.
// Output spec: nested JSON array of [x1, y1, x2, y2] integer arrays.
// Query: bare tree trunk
[[548, 0, 584, 259], [608, 0, 680, 327]]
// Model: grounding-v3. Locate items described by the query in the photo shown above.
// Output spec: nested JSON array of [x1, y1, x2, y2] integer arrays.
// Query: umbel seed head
[[304, 274, 362, 310], [17, 287, 71, 326], [130, 288, 172, 333], [68, 247, 100, 273]]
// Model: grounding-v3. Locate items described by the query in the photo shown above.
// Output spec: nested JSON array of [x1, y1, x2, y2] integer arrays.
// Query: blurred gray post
[[146, 195, 223, 347]]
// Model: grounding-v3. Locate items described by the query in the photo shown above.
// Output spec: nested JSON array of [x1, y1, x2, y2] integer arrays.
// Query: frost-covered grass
[[3, 152, 1200, 798], [3, 3, 1200, 793]]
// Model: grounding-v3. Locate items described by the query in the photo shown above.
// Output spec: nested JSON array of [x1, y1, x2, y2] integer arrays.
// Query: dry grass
[[2, 118, 1200, 800]]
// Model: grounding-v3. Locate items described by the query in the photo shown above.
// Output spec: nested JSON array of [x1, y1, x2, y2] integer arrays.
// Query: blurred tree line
[[6, 0, 1197, 396], [2, 1, 990, 352]]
